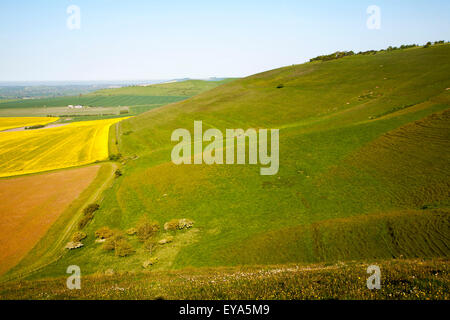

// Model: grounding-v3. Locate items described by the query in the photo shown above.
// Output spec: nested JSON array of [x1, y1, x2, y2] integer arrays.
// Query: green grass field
[[1, 44, 449, 299]]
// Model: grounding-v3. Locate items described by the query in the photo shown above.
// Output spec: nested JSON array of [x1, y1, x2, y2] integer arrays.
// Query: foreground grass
[[0, 259, 447, 300]]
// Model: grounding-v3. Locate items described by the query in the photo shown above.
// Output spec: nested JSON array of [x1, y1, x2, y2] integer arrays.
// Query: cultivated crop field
[[0, 106, 130, 118], [0, 118, 127, 177], [0, 117, 57, 131], [0, 165, 101, 275]]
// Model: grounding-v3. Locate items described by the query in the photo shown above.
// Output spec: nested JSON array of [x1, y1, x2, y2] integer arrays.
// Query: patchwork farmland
[[0, 95, 187, 109], [0, 117, 57, 131], [0, 80, 234, 120]]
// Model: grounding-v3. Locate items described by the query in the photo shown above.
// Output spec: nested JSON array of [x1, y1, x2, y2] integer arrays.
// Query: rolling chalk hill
[[7, 43, 450, 281]]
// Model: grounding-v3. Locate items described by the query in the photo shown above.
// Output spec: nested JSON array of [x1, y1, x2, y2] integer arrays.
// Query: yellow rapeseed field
[[0, 118, 128, 177], [0, 117, 58, 131]]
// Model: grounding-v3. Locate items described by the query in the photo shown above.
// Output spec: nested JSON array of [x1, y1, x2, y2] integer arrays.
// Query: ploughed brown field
[[0, 165, 100, 275]]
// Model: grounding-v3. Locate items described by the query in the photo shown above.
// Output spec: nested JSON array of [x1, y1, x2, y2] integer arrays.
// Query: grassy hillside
[[4, 44, 449, 282], [91, 79, 237, 97]]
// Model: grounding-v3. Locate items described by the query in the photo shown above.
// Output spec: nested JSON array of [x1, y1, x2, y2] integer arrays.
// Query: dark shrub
[[126, 227, 137, 235], [177, 218, 194, 230], [309, 51, 355, 63], [114, 239, 134, 257], [78, 203, 99, 229], [136, 216, 160, 241], [95, 226, 114, 239], [102, 238, 116, 251], [164, 219, 179, 231], [83, 203, 99, 215], [71, 231, 87, 242], [25, 124, 46, 130], [109, 153, 122, 161], [78, 213, 94, 230], [102, 230, 125, 251], [164, 218, 194, 231]]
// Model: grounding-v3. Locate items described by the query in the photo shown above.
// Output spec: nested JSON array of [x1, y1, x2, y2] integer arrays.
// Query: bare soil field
[[0, 165, 100, 275]]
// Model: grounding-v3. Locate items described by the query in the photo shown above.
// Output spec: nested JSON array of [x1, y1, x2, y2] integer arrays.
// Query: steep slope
[[217, 109, 450, 264], [11, 44, 450, 280]]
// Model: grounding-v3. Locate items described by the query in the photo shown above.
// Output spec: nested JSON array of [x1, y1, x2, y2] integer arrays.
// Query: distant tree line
[[309, 40, 448, 63], [309, 51, 356, 62]]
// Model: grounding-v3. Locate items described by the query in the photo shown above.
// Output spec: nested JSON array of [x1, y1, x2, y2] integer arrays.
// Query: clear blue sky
[[0, 0, 449, 81]]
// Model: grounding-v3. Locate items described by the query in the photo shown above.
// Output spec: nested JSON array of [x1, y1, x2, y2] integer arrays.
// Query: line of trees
[[309, 40, 448, 63]]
